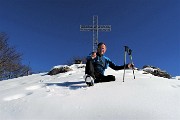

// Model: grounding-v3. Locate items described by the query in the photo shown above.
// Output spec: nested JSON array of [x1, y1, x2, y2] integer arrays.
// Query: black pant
[[85, 60, 115, 83]]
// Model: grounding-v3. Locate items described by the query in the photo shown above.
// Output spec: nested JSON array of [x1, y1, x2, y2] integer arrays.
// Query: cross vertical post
[[93, 16, 98, 51]]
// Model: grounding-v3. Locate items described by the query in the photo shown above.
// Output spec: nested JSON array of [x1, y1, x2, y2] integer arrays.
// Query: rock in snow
[[0, 64, 180, 120], [142, 65, 172, 79], [48, 65, 72, 75]]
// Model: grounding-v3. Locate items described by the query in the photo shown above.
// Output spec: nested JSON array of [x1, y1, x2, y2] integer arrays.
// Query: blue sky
[[0, 0, 179, 76]]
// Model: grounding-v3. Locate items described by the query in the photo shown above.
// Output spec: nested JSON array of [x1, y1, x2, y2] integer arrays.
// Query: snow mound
[[0, 64, 180, 120]]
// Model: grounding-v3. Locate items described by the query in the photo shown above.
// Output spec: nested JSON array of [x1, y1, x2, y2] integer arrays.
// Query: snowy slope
[[0, 64, 180, 120]]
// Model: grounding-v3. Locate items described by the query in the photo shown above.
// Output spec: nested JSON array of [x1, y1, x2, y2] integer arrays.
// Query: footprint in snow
[[2, 84, 46, 101], [171, 84, 180, 88], [25, 84, 46, 90], [3, 92, 33, 101]]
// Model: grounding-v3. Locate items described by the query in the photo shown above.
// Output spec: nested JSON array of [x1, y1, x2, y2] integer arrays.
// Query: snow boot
[[84, 74, 94, 87]]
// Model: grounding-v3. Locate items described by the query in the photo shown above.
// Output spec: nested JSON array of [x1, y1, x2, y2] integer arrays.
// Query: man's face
[[98, 44, 106, 55]]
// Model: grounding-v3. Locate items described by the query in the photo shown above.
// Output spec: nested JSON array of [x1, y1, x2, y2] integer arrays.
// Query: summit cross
[[80, 15, 111, 52]]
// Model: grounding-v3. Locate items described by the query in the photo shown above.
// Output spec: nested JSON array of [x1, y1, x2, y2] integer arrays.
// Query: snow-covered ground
[[0, 64, 180, 120]]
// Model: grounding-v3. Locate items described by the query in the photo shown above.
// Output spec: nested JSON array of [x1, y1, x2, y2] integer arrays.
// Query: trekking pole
[[128, 49, 135, 79], [123, 46, 128, 82]]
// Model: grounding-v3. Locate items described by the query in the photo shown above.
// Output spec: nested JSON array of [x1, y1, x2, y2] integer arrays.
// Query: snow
[[174, 76, 180, 80], [0, 64, 180, 120], [52, 65, 69, 69]]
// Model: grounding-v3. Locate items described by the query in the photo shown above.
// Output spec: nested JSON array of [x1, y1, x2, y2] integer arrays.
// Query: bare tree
[[0, 32, 31, 80]]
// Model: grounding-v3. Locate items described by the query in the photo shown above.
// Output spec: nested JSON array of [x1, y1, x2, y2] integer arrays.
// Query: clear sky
[[0, 0, 179, 76]]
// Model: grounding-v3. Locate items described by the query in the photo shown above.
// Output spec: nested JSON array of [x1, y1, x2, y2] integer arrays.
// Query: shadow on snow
[[45, 81, 87, 90]]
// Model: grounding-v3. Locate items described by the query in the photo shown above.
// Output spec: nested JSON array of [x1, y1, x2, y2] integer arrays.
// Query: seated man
[[84, 42, 133, 86]]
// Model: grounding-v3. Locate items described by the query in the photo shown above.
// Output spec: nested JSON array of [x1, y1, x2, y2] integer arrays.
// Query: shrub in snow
[[48, 65, 72, 75]]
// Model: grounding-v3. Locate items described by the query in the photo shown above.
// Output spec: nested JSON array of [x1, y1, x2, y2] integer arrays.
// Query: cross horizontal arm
[[80, 25, 111, 31]]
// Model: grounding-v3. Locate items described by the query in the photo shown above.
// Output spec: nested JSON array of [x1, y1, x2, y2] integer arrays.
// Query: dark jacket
[[87, 53, 127, 75]]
